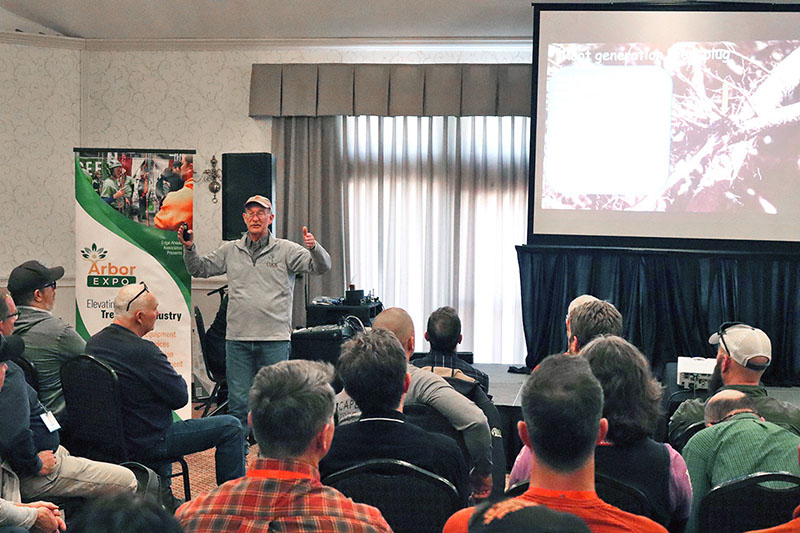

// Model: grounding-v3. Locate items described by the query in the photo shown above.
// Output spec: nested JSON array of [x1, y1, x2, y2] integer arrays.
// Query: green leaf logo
[[80, 243, 108, 262]]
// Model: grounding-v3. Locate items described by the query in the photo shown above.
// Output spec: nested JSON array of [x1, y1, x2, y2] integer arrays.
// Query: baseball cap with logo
[[708, 322, 771, 371], [8, 260, 65, 298], [244, 195, 272, 211]]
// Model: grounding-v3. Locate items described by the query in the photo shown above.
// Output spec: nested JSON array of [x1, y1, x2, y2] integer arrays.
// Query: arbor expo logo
[[80, 243, 138, 287]]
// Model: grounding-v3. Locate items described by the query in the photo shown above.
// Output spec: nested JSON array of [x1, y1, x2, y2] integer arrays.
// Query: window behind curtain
[[343, 115, 529, 364]]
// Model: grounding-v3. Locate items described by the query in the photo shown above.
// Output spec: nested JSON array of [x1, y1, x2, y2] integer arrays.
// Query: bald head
[[372, 307, 415, 358], [568, 294, 599, 316], [113, 283, 158, 337], [704, 389, 756, 426]]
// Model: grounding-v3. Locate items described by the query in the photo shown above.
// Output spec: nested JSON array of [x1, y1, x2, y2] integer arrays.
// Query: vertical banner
[[74, 149, 194, 419]]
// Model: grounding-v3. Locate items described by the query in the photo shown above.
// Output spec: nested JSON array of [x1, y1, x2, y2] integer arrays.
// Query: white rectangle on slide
[[543, 65, 672, 196]]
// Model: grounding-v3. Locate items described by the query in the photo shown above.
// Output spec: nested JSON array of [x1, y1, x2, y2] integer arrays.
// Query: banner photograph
[[74, 149, 194, 418]]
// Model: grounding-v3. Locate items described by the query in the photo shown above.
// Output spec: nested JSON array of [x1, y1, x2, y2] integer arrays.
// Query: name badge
[[40, 411, 61, 432]]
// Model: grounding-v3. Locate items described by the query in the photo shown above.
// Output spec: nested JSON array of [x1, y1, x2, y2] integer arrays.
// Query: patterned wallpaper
[[0, 41, 80, 279], [82, 45, 531, 257]]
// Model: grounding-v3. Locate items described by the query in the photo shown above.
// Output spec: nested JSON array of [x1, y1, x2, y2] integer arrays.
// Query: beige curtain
[[272, 116, 348, 327], [343, 116, 529, 364]]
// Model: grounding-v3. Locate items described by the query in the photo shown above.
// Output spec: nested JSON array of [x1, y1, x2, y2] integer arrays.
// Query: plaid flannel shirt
[[176, 457, 391, 533]]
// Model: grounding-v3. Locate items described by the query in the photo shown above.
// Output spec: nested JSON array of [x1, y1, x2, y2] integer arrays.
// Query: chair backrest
[[595, 472, 657, 520], [195, 305, 226, 382], [322, 459, 463, 533], [60, 355, 129, 463], [698, 471, 800, 533], [12, 356, 39, 393], [667, 388, 709, 419]]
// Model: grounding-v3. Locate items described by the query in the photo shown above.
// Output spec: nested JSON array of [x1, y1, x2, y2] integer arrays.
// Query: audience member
[[70, 492, 182, 533], [467, 498, 590, 533], [0, 291, 17, 337], [585, 336, 690, 529], [443, 354, 666, 532], [85, 283, 245, 511], [412, 306, 489, 392], [0, 317, 137, 503], [176, 360, 391, 532], [320, 329, 470, 502], [683, 389, 800, 533], [335, 307, 493, 499], [567, 299, 623, 354], [8, 261, 85, 421], [670, 323, 800, 451], [510, 297, 623, 486], [0, 336, 66, 533]]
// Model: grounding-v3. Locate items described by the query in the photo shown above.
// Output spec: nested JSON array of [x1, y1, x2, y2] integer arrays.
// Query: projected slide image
[[541, 40, 800, 214]]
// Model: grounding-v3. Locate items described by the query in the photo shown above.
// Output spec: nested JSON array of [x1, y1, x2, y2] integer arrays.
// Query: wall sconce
[[201, 155, 222, 203]]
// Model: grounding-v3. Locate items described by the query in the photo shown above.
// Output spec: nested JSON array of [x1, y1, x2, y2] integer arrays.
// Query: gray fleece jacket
[[184, 232, 331, 341]]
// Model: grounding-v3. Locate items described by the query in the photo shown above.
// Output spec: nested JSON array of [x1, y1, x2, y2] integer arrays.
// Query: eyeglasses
[[126, 282, 149, 312], [3, 311, 19, 321], [41, 281, 56, 290], [244, 210, 270, 219]]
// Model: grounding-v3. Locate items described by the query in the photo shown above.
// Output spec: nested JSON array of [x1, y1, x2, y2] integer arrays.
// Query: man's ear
[[457, 334, 463, 345], [407, 335, 415, 354], [424, 332, 429, 342], [317, 421, 335, 456], [568, 336, 580, 355], [403, 372, 411, 394], [596, 418, 609, 444], [518, 420, 532, 450]]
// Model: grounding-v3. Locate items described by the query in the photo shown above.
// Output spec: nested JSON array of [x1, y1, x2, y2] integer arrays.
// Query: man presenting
[[179, 195, 331, 432]]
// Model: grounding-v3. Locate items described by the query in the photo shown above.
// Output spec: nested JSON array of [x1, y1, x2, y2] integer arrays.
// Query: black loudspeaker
[[222, 153, 275, 241]]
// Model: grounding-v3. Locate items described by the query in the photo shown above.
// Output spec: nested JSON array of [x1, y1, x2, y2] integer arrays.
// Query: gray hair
[[0, 288, 10, 318], [569, 300, 623, 349], [113, 283, 150, 319], [249, 360, 335, 458]]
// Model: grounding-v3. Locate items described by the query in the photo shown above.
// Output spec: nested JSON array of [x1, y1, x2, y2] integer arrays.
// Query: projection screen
[[530, 4, 800, 250]]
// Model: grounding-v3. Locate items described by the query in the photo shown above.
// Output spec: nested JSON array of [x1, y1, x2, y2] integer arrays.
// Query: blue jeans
[[225, 340, 290, 429], [147, 415, 245, 486]]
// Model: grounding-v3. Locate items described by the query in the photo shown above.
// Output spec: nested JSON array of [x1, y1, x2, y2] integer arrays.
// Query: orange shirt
[[155, 177, 193, 231], [443, 487, 667, 533]]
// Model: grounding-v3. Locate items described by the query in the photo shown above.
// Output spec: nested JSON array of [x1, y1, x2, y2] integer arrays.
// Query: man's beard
[[707, 360, 723, 395]]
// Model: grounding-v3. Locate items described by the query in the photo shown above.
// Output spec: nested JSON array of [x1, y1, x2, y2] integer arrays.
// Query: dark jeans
[[146, 415, 245, 486]]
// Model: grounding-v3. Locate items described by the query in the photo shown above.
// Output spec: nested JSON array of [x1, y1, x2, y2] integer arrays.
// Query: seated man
[[85, 283, 245, 508], [0, 335, 66, 533], [335, 307, 493, 499], [7, 261, 85, 420], [176, 360, 391, 532], [683, 390, 800, 533], [320, 329, 469, 503], [0, 331, 137, 503], [412, 306, 489, 392], [443, 355, 666, 533], [669, 323, 800, 451]]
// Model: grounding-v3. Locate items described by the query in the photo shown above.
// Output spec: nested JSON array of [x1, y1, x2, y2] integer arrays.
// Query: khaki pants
[[19, 446, 137, 500]]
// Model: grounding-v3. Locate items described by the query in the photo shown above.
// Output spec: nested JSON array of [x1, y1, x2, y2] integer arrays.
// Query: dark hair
[[704, 390, 757, 425], [8, 288, 34, 307], [70, 492, 182, 533], [249, 360, 335, 458], [337, 329, 407, 414], [569, 300, 622, 349], [426, 306, 461, 352], [580, 336, 664, 445], [521, 354, 603, 472]]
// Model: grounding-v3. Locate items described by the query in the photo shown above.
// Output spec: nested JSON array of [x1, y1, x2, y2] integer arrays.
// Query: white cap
[[709, 323, 771, 371]]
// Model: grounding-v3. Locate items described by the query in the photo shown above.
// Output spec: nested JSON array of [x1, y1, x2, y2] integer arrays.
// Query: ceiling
[[0, 0, 539, 40]]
